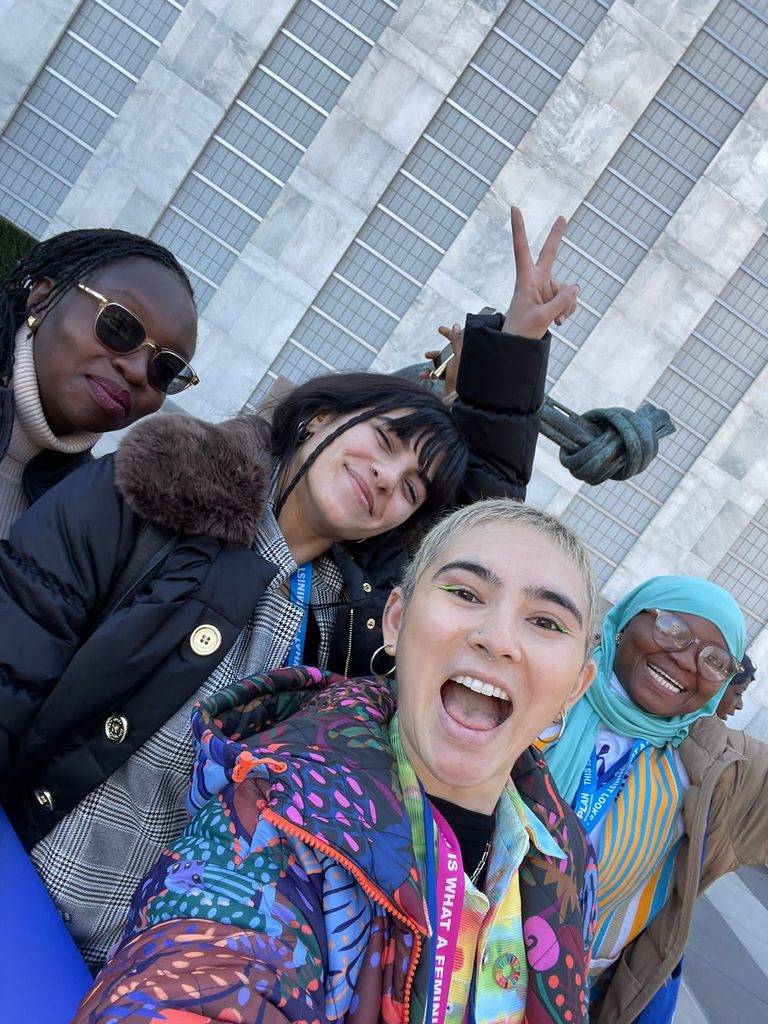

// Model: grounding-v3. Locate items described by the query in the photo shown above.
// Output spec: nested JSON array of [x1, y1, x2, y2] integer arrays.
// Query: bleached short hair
[[398, 498, 598, 649]]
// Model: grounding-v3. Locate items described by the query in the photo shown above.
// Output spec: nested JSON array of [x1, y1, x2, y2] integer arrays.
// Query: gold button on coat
[[189, 624, 222, 655], [34, 788, 54, 810], [366, 618, 376, 629], [105, 715, 129, 743]]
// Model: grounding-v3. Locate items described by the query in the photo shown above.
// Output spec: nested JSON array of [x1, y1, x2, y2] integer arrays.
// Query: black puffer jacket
[[0, 315, 549, 848]]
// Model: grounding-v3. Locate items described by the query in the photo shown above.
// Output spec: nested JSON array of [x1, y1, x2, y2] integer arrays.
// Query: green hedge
[[0, 216, 36, 280]]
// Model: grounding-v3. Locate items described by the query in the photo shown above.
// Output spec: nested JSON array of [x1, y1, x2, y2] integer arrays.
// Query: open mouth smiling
[[440, 674, 513, 730], [647, 661, 685, 695]]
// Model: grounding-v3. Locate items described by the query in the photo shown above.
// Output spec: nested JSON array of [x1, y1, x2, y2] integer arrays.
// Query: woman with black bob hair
[[0, 206, 578, 970], [0, 227, 198, 537], [270, 369, 467, 543]]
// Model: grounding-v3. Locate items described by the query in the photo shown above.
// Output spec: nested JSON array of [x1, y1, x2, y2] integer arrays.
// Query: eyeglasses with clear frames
[[646, 608, 742, 684]]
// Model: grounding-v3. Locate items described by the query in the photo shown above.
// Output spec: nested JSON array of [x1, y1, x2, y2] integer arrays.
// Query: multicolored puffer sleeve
[[72, 918, 330, 1024], [72, 776, 331, 1024]]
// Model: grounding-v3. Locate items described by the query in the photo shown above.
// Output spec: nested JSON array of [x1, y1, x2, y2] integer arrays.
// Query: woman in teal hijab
[[547, 575, 745, 800], [543, 575, 761, 1024]]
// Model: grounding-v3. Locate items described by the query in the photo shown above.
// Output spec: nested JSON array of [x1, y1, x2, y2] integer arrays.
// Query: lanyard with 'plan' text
[[573, 736, 649, 832]]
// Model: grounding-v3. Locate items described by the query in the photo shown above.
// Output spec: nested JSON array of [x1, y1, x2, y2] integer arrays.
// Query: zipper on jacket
[[231, 753, 288, 784], [263, 806, 424, 1023], [343, 608, 354, 678]]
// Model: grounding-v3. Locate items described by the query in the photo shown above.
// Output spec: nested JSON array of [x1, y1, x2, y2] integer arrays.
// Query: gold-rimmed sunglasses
[[77, 282, 199, 395]]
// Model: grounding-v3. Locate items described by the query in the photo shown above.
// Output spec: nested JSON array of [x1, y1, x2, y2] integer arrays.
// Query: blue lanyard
[[573, 737, 649, 832], [285, 562, 313, 666]]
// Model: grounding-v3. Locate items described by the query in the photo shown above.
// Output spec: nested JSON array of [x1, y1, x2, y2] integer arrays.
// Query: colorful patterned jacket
[[74, 667, 596, 1024]]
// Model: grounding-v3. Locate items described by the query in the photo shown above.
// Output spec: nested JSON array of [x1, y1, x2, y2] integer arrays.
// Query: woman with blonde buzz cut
[[75, 499, 598, 1024]]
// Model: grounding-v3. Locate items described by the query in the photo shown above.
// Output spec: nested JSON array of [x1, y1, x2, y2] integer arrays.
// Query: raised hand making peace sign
[[503, 206, 579, 338], [424, 207, 578, 392]]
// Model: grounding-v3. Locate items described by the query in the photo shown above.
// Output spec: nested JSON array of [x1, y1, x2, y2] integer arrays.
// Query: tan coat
[[594, 715, 768, 1023]]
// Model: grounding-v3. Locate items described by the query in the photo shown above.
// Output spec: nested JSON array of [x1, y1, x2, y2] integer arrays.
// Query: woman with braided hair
[[0, 227, 198, 536]]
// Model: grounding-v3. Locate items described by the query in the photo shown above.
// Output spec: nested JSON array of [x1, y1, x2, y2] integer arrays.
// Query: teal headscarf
[[545, 575, 746, 804]]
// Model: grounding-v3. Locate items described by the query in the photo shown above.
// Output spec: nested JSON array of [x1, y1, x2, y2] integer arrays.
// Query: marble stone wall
[[7, 0, 768, 733], [0, 0, 78, 130]]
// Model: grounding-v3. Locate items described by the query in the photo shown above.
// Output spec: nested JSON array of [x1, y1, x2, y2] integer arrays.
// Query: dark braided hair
[[271, 371, 468, 548], [0, 227, 194, 382]]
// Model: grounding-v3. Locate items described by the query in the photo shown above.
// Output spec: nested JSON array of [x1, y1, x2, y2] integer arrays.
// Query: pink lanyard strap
[[425, 800, 466, 1024]]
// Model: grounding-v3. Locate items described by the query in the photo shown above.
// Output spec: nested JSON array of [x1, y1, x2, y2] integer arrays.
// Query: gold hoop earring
[[552, 707, 568, 742], [369, 644, 396, 678]]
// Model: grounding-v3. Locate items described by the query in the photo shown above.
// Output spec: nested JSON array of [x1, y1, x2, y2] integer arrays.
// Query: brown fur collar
[[114, 413, 272, 547]]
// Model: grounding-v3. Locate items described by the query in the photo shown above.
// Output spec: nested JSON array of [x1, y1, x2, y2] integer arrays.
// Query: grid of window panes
[[711, 502, 768, 641], [0, 0, 186, 238], [547, 0, 768, 380], [245, 0, 612, 409], [152, 0, 399, 307], [559, 230, 768, 586]]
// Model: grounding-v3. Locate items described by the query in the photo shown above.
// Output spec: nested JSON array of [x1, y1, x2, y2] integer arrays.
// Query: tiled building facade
[[2, 0, 768, 728]]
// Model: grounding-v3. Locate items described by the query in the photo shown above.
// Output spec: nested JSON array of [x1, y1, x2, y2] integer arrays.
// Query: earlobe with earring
[[26, 314, 38, 332], [551, 706, 568, 743], [369, 643, 396, 678], [296, 420, 312, 443], [615, 630, 624, 647]]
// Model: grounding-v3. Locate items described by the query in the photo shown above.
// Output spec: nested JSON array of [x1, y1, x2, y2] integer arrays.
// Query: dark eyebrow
[[433, 560, 503, 587], [433, 564, 583, 627], [523, 585, 583, 629]]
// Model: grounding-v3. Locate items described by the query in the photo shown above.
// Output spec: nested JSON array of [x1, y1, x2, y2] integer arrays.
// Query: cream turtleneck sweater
[[0, 326, 101, 538]]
